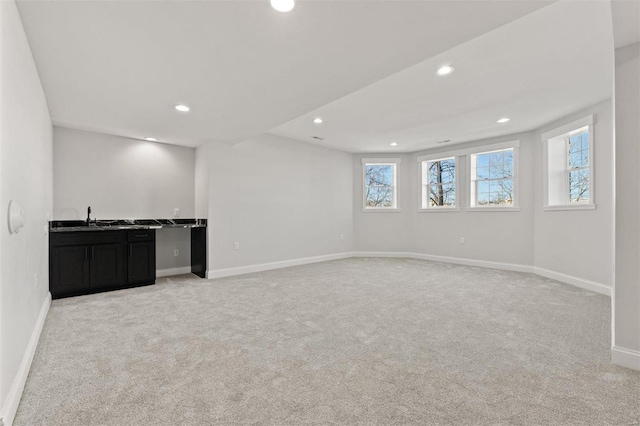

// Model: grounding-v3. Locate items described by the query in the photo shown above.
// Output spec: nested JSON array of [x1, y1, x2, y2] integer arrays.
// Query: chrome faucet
[[87, 206, 92, 226]]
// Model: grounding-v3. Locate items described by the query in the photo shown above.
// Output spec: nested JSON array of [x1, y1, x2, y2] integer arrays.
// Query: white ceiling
[[16, 0, 557, 149], [611, 0, 640, 48], [271, 0, 615, 153]]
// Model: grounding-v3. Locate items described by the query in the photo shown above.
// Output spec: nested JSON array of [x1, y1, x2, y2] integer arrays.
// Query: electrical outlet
[[234, 242, 240, 250], [174, 249, 179, 257], [340, 234, 344, 240], [460, 237, 465, 244], [173, 208, 180, 218]]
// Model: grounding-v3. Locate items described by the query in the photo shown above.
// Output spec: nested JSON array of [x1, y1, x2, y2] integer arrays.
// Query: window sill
[[543, 204, 596, 211], [466, 207, 521, 212], [362, 208, 402, 213], [418, 208, 460, 213]]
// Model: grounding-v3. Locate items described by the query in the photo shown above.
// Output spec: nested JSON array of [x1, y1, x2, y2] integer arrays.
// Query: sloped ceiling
[[270, 0, 614, 152], [15, 0, 612, 153]]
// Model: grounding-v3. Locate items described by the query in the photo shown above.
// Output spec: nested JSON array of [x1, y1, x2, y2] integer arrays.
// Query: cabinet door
[[90, 243, 126, 288], [128, 241, 156, 284], [50, 246, 90, 295]]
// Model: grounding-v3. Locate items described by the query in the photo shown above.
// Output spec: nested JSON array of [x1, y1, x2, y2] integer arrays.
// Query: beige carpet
[[14, 258, 640, 425]]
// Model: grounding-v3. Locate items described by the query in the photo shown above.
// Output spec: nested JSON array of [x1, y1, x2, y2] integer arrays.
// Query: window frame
[[542, 115, 595, 211], [418, 155, 459, 212], [361, 158, 401, 212], [467, 141, 520, 212]]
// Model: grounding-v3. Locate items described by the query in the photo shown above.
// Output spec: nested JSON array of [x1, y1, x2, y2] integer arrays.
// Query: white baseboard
[[207, 251, 610, 297], [612, 346, 640, 371], [352, 251, 610, 296], [351, 251, 414, 259], [1, 292, 51, 426], [156, 266, 193, 278], [207, 252, 353, 279], [354, 251, 534, 274], [413, 253, 533, 274], [533, 267, 611, 296]]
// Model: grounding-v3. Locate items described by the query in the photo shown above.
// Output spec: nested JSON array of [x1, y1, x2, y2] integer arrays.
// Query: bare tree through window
[[423, 158, 455, 207], [545, 122, 592, 207], [365, 164, 395, 208], [568, 131, 589, 203], [474, 149, 514, 206]]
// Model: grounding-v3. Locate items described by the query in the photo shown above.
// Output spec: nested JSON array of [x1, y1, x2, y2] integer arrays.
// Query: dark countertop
[[50, 218, 207, 233]]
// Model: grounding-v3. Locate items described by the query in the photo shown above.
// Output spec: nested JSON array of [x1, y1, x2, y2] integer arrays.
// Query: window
[[362, 158, 400, 210], [470, 146, 517, 208], [567, 130, 590, 202], [420, 157, 456, 209], [417, 140, 518, 211], [543, 115, 594, 209]]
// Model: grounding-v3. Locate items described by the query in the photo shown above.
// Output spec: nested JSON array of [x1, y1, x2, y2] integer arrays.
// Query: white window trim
[[361, 208, 403, 213], [542, 115, 595, 210], [543, 204, 596, 212], [418, 156, 459, 212], [362, 158, 401, 212], [419, 207, 461, 213], [415, 141, 520, 212], [541, 115, 593, 141], [467, 206, 521, 212], [466, 141, 520, 211], [361, 158, 402, 164], [417, 140, 519, 163]]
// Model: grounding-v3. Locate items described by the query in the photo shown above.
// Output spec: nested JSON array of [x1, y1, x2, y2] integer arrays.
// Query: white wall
[[155, 228, 192, 275], [195, 143, 209, 219], [533, 100, 614, 286], [0, 0, 53, 424], [412, 134, 535, 266], [53, 127, 196, 220], [204, 134, 353, 273], [52, 127, 196, 273], [352, 153, 412, 253], [614, 42, 640, 362], [354, 133, 535, 267], [353, 102, 614, 289]]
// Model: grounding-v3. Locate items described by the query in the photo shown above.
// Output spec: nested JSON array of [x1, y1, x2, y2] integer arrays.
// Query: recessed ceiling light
[[271, 0, 295, 12], [390, 142, 398, 146], [313, 117, 323, 124], [497, 117, 511, 123], [145, 137, 157, 142], [436, 65, 455, 76], [175, 104, 190, 112]]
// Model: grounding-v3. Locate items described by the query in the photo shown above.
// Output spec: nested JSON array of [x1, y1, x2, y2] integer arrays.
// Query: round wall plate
[[8, 200, 25, 234]]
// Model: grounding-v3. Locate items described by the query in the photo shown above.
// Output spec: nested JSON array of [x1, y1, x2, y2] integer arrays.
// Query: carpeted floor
[[14, 258, 640, 425]]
